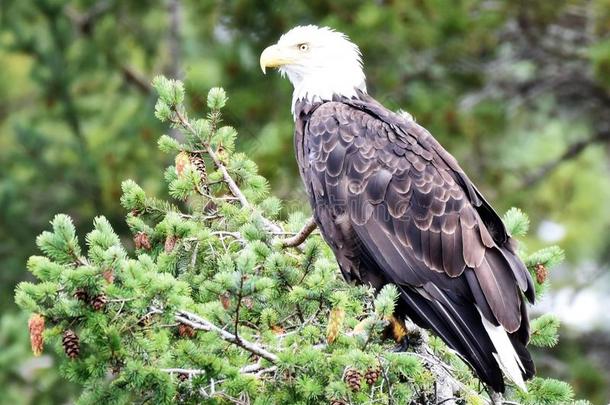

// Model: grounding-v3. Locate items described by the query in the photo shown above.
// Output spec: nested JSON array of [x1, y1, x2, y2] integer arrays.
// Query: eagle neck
[[291, 80, 367, 119]]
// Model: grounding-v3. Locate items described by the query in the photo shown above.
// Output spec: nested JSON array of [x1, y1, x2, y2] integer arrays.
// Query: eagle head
[[260, 25, 367, 115]]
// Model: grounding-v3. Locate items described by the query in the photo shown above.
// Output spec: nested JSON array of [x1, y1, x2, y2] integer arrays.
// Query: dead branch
[[174, 309, 279, 363], [278, 217, 317, 247]]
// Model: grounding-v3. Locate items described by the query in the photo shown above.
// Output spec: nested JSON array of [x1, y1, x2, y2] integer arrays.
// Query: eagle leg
[[382, 315, 409, 348]]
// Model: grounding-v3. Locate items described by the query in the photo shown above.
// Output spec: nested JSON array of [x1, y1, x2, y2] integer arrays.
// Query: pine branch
[[279, 217, 317, 248], [160, 368, 207, 375], [119, 65, 150, 94], [172, 109, 282, 234], [171, 309, 279, 363]]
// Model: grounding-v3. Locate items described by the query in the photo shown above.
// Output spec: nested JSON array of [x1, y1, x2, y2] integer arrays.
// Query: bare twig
[[160, 368, 207, 375], [278, 217, 317, 247], [189, 241, 200, 271], [173, 309, 278, 363], [234, 275, 245, 341], [120, 65, 150, 93], [378, 355, 394, 404], [239, 363, 277, 376]]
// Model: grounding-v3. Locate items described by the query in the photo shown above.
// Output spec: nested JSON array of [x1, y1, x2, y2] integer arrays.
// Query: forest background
[[1, 1, 609, 403]]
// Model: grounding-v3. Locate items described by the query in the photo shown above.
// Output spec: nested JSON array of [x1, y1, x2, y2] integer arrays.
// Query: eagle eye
[[298, 43, 309, 51]]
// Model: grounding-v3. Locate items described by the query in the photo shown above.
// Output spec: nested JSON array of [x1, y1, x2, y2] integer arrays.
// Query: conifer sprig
[[14, 76, 586, 405]]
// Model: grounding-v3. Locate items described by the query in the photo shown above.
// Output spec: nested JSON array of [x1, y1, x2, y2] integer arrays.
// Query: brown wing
[[300, 97, 535, 390]]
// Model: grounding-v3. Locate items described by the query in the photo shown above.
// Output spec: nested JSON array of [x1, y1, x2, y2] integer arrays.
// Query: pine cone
[[344, 368, 362, 392], [219, 292, 231, 310], [110, 362, 123, 376], [330, 400, 347, 405], [216, 145, 227, 163], [90, 294, 108, 311], [175, 151, 191, 176], [283, 369, 296, 382], [62, 330, 80, 359], [164, 235, 177, 253], [177, 373, 189, 382], [178, 323, 197, 338], [190, 153, 217, 212], [73, 288, 89, 302], [189, 155, 210, 193], [134, 231, 151, 250], [326, 307, 345, 344], [138, 313, 153, 327], [28, 314, 45, 356], [102, 268, 115, 284], [364, 367, 381, 385], [242, 296, 254, 310], [535, 263, 548, 284]]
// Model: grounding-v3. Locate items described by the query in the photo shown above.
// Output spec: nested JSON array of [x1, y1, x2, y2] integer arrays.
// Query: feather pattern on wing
[[293, 93, 535, 392]]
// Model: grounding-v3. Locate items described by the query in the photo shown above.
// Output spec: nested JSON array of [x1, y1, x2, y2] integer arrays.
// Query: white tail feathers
[[478, 308, 528, 392]]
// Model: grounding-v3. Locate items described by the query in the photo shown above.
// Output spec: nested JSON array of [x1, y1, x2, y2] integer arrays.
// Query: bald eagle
[[260, 25, 535, 393]]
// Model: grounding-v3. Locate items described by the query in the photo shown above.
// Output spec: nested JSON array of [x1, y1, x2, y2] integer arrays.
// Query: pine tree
[[14, 77, 590, 405]]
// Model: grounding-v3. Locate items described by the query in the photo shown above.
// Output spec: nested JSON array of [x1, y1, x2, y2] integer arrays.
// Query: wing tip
[[479, 308, 530, 393]]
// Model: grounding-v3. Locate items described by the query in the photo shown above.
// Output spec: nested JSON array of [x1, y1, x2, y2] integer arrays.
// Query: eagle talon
[[392, 337, 410, 353]]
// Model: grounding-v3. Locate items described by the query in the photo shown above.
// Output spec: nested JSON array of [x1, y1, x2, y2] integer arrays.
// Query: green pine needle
[[503, 207, 530, 237], [529, 314, 560, 347]]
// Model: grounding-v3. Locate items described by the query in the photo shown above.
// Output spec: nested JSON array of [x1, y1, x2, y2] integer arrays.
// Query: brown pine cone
[[535, 263, 548, 284], [134, 231, 151, 250], [219, 292, 231, 310], [73, 289, 89, 302], [164, 235, 177, 253], [138, 313, 153, 327], [189, 155, 210, 193], [62, 329, 80, 359], [178, 323, 197, 338], [364, 367, 381, 385], [28, 314, 45, 356], [177, 373, 189, 382], [90, 294, 108, 311], [175, 151, 191, 176], [102, 268, 115, 284], [242, 296, 254, 310], [190, 153, 218, 212], [344, 368, 362, 392]]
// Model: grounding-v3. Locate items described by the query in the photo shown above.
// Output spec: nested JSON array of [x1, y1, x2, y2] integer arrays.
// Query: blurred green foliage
[[1, 0, 609, 403]]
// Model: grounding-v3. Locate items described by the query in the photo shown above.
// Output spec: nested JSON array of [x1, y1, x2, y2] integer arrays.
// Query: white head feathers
[[260, 25, 367, 116]]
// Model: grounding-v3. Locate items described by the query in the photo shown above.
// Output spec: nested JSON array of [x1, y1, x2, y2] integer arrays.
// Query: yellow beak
[[260, 44, 294, 74]]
